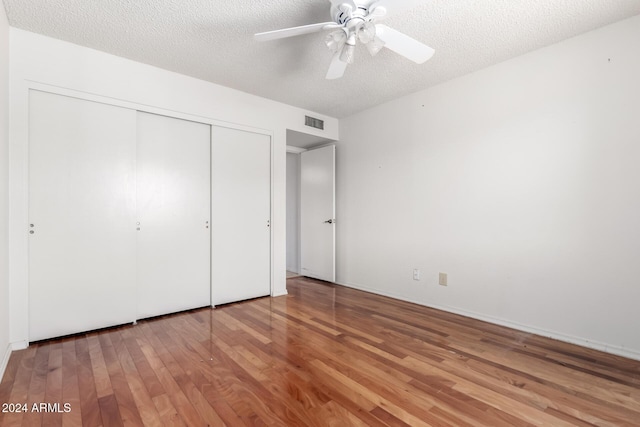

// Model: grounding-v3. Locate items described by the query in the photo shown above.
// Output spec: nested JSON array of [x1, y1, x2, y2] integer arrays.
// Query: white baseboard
[[272, 290, 288, 298], [12, 340, 28, 350], [336, 280, 640, 362], [0, 342, 11, 382], [1, 340, 29, 380]]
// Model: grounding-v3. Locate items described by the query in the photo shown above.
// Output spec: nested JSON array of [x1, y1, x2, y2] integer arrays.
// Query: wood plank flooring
[[1, 276, 640, 426]]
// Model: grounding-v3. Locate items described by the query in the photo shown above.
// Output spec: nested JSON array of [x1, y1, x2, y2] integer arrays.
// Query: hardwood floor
[[1, 277, 640, 426]]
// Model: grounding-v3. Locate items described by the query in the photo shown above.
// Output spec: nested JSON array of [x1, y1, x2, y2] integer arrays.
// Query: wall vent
[[305, 115, 324, 130]]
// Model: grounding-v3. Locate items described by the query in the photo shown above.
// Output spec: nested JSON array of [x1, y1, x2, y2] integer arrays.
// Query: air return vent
[[305, 115, 324, 130]]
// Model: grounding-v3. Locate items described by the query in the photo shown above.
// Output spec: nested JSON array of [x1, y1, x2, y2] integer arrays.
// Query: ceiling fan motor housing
[[331, 2, 369, 26]]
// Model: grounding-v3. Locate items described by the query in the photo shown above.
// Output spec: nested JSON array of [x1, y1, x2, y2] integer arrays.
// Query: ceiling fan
[[254, 0, 435, 79]]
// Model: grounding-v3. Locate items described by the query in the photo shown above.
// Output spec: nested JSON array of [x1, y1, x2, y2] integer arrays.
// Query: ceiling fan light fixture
[[339, 33, 357, 64], [366, 36, 385, 56], [357, 21, 376, 44], [339, 43, 356, 64], [325, 30, 346, 53]]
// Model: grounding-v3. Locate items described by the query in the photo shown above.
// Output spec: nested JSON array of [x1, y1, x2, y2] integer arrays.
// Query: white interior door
[[300, 145, 335, 282], [211, 126, 271, 305], [28, 90, 137, 341], [136, 112, 211, 319]]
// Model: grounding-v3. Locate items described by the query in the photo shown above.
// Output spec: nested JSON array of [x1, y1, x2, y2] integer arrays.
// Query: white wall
[[0, 3, 10, 378], [8, 29, 338, 346], [286, 152, 300, 273], [337, 15, 640, 359]]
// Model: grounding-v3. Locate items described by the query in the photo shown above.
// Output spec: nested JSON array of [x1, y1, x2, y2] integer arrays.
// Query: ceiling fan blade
[[255, 22, 340, 42], [375, 24, 434, 64], [326, 51, 348, 79]]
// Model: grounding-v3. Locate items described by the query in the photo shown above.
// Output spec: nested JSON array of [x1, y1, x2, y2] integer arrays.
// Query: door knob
[[324, 219, 334, 224]]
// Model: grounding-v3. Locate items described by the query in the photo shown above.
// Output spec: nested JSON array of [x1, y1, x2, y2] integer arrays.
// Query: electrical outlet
[[413, 269, 420, 281], [439, 272, 448, 286]]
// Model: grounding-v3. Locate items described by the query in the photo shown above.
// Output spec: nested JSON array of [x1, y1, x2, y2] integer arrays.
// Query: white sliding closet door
[[29, 91, 137, 341], [211, 126, 271, 305], [136, 112, 211, 319]]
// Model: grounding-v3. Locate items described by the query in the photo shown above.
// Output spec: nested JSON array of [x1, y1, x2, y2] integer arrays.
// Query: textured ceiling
[[3, 0, 640, 118]]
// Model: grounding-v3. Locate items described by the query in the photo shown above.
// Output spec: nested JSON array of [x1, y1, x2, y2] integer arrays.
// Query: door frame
[[10, 82, 275, 346], [286, 141, 337, 282], [285, 148, 303, 275]]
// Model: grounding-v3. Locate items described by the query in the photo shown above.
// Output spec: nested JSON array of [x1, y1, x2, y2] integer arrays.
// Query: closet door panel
[[211, 126, 271, 305], [28, 90, 138, 341], [136, 112, 211, 319]]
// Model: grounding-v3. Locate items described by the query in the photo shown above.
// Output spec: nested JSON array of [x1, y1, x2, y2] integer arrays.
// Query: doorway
[[285, 129, 336, 282]]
